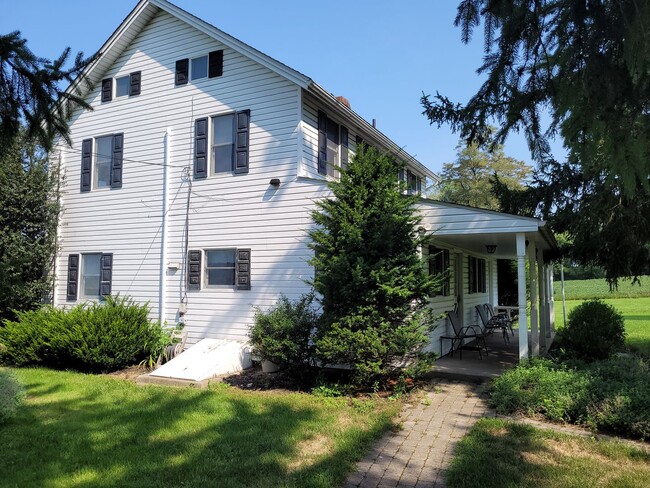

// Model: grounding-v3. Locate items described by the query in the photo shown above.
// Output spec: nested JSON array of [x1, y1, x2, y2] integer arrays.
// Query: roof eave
[[308, 82, 438, 182]]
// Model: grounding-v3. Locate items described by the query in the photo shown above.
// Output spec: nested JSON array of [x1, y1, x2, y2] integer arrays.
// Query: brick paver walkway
[[344, 379, 490, 488]]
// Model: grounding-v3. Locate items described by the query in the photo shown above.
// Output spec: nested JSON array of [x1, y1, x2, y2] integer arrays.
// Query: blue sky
[[2, 0, 557, 174]]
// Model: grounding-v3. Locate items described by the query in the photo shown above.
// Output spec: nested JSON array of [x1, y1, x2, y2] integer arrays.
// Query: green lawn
[[446, 419, 650, 488], [0, 368, 400, 488], [554, 296, 650, 357], [554, 276, 650, 301]]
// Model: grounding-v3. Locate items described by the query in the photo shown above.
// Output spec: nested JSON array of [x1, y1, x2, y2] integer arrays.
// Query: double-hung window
[[205, 249, 236, 286], [66, 253, 113, 301], [212, 114, 235, 174], [317, 111, 348, 178], [468, 256, 487, 294], [81, 253, 102, 297], [80, 133, 124, 192], [193, 110, 250, 178], [186, 248, 251, 290]]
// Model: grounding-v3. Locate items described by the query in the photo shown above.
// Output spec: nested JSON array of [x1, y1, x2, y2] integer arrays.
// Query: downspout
[[159, 128, 171, 326]]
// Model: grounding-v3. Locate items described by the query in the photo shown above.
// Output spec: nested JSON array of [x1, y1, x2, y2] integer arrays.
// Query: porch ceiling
[[428, 232, 524, 258]]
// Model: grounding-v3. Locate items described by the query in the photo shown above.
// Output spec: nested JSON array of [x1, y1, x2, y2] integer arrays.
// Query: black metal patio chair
[[476, 304, 510, 343], [485, 303, 515, 337], [440, 309, 488, 360]]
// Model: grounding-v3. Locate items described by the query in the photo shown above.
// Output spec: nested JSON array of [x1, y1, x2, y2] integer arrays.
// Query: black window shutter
[[66, 254, 79, 301], [340, 126, 349, 167], [208, 50, 224, 78], [234, 110, 250, 174], [101, 78, 112, 102], [236, 248, 251, 290], [317, 111, 328, 175], [110, 133, 124, 188], [100, 253, 113, 298], [187, 250, 202, 290], [129, 71, 141, 96], [194, 118, 208, 179], [81, 138, 93, 192], [175, 58, 189, 86]]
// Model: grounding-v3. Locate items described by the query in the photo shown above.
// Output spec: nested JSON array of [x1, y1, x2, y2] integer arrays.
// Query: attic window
[[115, 76, 130, 97], [191, 55, 208, 80]]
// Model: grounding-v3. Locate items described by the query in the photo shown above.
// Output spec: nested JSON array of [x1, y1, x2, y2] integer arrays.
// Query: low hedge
[[0, 296, 168, 373], [489, 357, 650, 440]]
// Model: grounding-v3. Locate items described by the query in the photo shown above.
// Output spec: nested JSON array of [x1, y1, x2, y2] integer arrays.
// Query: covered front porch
[[416, 200, 559, 362]]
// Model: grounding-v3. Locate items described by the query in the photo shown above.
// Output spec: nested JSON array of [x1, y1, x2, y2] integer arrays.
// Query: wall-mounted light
[[269, 178, 281, 187], [486, 245, 497, 254]]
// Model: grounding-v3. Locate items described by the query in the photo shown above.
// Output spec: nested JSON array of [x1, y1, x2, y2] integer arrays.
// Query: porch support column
[[549, 270, 556, 336], [516, 233, 529, 360], [538, 255, 547, 353], [528, 240, 539, 357]]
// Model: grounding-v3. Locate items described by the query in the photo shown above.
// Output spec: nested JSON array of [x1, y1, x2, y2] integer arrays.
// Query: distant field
[[553, 276, 650, 301], [554, 297, 650, 358]]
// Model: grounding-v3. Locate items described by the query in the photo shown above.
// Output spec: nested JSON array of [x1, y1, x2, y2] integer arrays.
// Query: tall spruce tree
[[309, 147, 438, 385]]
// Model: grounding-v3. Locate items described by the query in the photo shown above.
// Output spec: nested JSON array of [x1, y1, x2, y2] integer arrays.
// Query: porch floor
[[431, 329, 522, 381]]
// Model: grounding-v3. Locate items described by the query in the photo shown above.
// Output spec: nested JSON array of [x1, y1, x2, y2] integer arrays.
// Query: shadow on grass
[[444, 418, 650, 488], [0, 368, 393, 488]]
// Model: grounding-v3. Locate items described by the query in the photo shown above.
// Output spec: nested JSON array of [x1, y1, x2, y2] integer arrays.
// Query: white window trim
[[93, 135, 113, 191], [209, 112, 236, 176], [80, 253, 102, 299], [115, 75, 130, 98]]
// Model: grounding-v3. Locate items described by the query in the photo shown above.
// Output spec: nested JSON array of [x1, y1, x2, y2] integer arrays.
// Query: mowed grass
[[554, 296, 650, 357], [554, 276, 650, 301], [0, 368, 400, 488], [446, 418, 650, 488]]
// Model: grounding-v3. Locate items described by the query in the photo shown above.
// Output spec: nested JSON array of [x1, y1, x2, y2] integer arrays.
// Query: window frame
[[428, 246, 451, 297], [93, 135, 114, 190], [210, 112, 236, 175], [468, 256, 487, 294], [318, 111, 349, 179], [115, 75, 130, 97], [204, 248, 237, 288], [80, 253, 102, 298]]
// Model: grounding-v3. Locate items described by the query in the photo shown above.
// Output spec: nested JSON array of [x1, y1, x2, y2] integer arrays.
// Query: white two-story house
[[54, 0, 557, 361]]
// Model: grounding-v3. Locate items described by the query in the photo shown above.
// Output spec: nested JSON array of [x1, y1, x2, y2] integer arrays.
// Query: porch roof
[[415, 199, 557, 258]]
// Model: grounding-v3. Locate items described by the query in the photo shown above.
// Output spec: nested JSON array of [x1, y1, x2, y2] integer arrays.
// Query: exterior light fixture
[[269, 178, 281, 187], [486, 245, 497, 254]]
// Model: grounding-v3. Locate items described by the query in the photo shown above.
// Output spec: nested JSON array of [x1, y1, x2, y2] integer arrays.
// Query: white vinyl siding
[[54, 10, 305, 343]]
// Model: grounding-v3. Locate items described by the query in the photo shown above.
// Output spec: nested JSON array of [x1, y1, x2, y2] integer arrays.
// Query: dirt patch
[[286, 434, 334, 472], [105, 365, 150, 381], [222, 364, 308, 393]]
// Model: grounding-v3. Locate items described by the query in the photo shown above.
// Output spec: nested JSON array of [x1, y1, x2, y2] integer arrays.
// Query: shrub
[[0, 295, 168, 373], [0, 369, 26, 424], [249, 293, 319, 374], [560, 299, 626, 360], [489, 356, 650, 440]]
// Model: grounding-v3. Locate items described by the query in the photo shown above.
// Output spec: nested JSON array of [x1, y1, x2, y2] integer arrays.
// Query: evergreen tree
[[422, 0, 650, 284], [0, 133, 60, 321], [0, 31, 92, 154], [309, 147, 438, 385]]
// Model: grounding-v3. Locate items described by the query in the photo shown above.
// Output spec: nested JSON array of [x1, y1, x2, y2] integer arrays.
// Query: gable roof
[[65, 0, 437, 181]]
